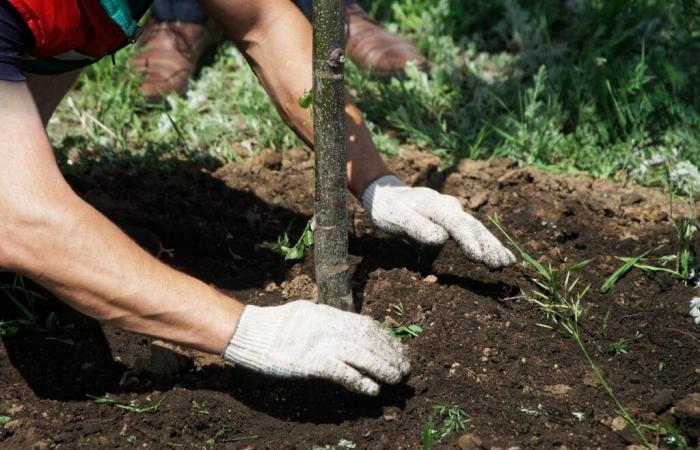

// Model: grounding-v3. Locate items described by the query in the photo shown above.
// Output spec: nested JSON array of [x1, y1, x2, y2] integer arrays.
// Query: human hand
[[361, 174, 516, 269], [223, 300, 410, 395]]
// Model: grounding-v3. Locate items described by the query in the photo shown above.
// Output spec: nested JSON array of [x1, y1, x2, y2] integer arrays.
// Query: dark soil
[[1, 149, 698, 449]]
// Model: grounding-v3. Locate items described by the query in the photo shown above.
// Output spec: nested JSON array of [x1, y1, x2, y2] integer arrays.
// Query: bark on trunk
[[312, 0, 353, 311]]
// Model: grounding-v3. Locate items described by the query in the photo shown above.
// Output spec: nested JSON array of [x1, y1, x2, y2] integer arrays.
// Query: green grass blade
[[601, 248, 657, 293], [566, 259, 595, 273], [490, 214, 551, 281]]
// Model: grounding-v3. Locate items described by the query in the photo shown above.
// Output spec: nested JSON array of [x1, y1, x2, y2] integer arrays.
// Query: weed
[[490, 213, 652, 448], [0, 416, 10, 425], [607, 331, 643, 356], [603, 219, 698, 292], [0, 274, 70, 342], [388, 324, 423, 339], [601, 247, 658, 293], [274, 220, 314, 261], [390, 302, 405, 317], [126, 435, 137, 445], [421, 403, 469, 449], [385, 302, 423, 339], [87, 395, 163, 413]]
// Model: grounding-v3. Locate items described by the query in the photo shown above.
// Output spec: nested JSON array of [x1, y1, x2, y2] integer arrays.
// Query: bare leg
[[198, 0, 391, 196]]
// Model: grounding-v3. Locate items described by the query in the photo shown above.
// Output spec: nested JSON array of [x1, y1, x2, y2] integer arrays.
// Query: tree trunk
[[313, 0, 353, 311]]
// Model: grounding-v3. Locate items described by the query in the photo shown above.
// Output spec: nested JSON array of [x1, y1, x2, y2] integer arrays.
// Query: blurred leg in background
[[130, 0, 222, 102], [130, 0, 427, 102]]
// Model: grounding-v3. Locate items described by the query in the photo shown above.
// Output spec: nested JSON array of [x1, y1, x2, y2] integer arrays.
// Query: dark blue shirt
[[0, 1, 30, 81]]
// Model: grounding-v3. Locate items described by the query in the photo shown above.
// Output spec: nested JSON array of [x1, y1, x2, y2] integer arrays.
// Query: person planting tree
[[0, 0, 515, 395]]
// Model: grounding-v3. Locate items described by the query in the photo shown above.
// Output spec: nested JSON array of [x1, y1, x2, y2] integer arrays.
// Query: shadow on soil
[[0, 158, 508, 422]]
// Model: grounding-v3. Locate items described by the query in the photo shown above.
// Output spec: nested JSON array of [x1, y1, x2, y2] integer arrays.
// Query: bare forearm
[[15, 199, 242, 354], [200, 0, 390, 195], [0, 82, 243, 355]]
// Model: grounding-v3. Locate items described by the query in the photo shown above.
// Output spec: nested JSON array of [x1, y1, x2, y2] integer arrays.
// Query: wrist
[[360, 174, 405, 208], [222, 305, 281, 372]]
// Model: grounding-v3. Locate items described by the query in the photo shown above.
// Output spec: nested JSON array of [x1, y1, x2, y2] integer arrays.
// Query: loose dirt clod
[[672, 392, 700, 440], [280, 274, 317, 300]]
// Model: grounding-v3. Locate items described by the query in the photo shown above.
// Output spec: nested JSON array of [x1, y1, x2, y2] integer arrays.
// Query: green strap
[[99, 0, 138, 37]]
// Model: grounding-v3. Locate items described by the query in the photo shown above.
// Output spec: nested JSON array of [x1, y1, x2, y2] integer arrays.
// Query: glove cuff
[[360, 174, 406, 210], [223, 305, 281, 372]]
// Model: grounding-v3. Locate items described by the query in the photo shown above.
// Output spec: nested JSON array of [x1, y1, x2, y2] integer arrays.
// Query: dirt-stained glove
[[361, 174, 516, 269], [223, 300, 410, 395]]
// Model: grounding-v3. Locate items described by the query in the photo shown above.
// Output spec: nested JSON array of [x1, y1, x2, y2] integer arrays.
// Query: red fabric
[[6, 0, 126, 58]]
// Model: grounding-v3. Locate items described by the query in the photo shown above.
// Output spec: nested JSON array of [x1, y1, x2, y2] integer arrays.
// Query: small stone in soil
[[610, 415, 627, 431], [458, 433, 483, 450], [543, 384, 571, 396]]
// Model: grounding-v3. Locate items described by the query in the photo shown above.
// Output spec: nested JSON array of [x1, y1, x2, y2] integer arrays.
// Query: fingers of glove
[[336, 316, 411, 379], [439, 210, 516, 268], [398, 189, 514, 267], [376, 206, 449, 246], [364, 321, 411, 376], [322, 359, 381, 396], [336, 342, 405, 384]]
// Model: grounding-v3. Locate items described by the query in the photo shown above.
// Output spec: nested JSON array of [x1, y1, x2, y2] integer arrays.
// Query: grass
[[421, 403, 469, 449], [385, 302, 424, 339], [47, 0, 700, 194], [606, 331, 642, 356], [490, 213, 653, 449], [87, 394, 163, 413], [0, 274, 72, 344], [602, 217, 698, 292]]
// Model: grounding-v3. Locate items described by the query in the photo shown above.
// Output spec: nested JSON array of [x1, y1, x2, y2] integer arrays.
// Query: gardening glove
[[361, 174, 516, 269], [223, 300, 410, 395]]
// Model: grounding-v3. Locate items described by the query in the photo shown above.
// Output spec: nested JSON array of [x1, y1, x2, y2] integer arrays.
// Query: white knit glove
[[361, 174, 516, 269], [223, 300, 410, 395]]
